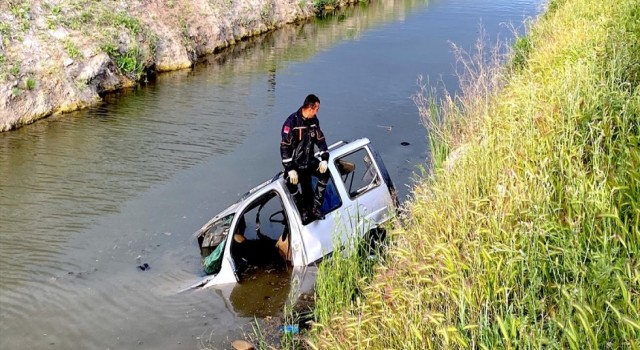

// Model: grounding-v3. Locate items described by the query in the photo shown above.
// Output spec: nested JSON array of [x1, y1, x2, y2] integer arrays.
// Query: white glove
[[288, 170, 298, 185], [318, 160, 328, 174]]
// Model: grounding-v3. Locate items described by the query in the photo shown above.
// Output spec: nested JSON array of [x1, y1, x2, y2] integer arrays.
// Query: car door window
[[335, 148, 381, 199], [315, 176, 341, 214]]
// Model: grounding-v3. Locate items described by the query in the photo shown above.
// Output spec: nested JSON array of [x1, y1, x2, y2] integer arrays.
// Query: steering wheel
[[269, 210, 286, 224]]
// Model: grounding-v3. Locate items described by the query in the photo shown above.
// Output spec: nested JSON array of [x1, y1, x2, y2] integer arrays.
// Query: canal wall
[[0, 0, 357, 132]]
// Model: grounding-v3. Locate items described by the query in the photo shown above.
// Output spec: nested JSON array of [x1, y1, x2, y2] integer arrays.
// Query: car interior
[[230, 191, 289, 278]]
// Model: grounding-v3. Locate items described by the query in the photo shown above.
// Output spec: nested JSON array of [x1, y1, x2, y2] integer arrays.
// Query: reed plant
[[309, 221, 386, 349], [308, 0, 640, 348], [251, 316, 272, 350]]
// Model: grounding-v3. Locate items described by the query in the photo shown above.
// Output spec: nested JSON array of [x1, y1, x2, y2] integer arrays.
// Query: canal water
[[0, 0, 541, 348]]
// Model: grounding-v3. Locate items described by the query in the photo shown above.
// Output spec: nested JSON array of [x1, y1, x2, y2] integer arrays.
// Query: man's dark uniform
[[280, 108, 329, 222]]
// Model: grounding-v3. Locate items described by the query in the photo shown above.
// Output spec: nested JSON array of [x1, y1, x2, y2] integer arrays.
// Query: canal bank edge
[[0, 0, 360, 132]]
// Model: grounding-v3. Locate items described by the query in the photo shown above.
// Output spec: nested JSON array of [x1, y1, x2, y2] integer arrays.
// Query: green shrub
[[100, 42, 145, 79], [64, 40, 82, 59], [313, 0, 337, 13], [10, 3, 31, 31], [9, 64, 20, 76], [26, 77, 35, 90], [0, 22, 10, 37], [510, 35, 531, 71]]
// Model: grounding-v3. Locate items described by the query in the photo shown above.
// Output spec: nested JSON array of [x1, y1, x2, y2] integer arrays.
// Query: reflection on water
[[0, 0, 541, 348], [227, 268, 292, 318]]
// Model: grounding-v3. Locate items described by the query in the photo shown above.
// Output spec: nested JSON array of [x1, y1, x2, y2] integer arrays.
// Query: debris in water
[[280, 325, 299, 334], [401, 141, 410, 146], [137, 263, 150, 271]]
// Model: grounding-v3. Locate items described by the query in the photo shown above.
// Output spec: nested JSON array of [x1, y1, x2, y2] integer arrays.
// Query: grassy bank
[[309, 0, 640, 348]]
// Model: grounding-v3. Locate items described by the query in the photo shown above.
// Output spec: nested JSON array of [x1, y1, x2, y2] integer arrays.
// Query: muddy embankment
[[0, 0, 356, 131]]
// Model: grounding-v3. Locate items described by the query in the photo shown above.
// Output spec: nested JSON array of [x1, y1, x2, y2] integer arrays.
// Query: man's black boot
[[311, 206, 325, 221], [302, 207, 324, 225], [301, 209, 313, 225]]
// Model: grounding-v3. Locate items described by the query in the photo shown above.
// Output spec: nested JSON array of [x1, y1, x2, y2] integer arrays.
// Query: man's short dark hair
[[302, 94, 320, 109]]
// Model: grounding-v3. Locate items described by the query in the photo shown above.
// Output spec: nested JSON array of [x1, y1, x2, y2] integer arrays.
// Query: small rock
[[23, 36, 36, 48], [231, 340, 255, 350], [49, 28, 69, 40], [64, 58, 74, 67]]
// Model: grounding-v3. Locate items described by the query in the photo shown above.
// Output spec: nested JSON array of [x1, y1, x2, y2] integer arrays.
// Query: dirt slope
[[0, 0, 349, 131]]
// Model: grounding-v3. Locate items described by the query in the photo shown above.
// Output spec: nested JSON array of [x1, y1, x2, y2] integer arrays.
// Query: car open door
[[298, 139, 394, 264]]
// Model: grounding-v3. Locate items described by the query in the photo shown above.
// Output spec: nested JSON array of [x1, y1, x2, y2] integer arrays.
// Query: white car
[[192, 138, 398, 289]]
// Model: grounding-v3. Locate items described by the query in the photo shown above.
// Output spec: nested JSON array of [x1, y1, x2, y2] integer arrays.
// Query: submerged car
[[192, 138, 398, 288]]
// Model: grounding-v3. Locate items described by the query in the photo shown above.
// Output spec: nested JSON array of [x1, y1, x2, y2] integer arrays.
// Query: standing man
[[280, 94, 329, 224]]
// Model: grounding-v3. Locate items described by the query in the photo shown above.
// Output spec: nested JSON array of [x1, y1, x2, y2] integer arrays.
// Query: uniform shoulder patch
[[283, 125, 290, 134]]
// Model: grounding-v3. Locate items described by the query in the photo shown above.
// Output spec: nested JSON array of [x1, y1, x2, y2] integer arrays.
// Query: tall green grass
[[309, 0, 640, 348], [313, 230, 383, 321], [306, 214, 388, 349]]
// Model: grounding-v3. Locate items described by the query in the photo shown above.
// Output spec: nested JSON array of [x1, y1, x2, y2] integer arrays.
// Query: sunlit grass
[[309, 0, 640, 348], [309, 223, 387, 349]]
